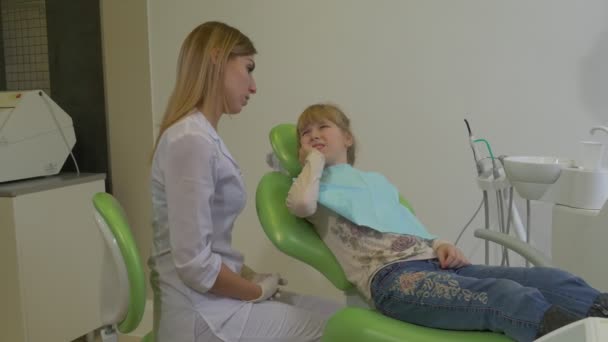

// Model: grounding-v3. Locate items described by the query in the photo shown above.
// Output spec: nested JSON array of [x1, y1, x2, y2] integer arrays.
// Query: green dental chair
[[255, 124, 550, 342], [92, 192, 154, 342]]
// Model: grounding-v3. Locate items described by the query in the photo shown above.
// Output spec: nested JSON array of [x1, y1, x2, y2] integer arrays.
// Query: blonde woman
[[149, 22, 340, 342]]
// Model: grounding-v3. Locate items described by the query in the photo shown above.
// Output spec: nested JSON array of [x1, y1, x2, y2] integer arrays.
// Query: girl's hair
[[296, 103, 357, 165], [153, 21, 256, 153]]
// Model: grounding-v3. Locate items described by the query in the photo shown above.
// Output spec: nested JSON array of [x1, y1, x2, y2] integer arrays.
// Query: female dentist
[[149, 21, 340, 341]]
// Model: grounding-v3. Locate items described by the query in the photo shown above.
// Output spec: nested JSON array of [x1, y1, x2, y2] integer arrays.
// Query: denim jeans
[[370, 259, 600, 342]]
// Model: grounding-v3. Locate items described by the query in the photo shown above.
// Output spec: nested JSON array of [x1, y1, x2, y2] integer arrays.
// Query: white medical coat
[[150, 111, 252, 341]]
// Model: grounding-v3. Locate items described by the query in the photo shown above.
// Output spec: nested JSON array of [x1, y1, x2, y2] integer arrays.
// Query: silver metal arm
[[473, 229, 552, 267]]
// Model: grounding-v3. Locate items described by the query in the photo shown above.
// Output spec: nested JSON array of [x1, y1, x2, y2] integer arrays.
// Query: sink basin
[[503, 156, 569, 200], [504, 155, 608, 207], [503, 156, 565, 184]]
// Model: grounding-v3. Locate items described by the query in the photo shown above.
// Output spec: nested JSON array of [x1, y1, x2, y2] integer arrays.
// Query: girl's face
[[299, 119, 352, 166], [223, 55, 257, 114]]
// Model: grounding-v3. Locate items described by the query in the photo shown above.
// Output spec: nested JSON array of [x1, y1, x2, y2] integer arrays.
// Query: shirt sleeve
[[286, 149, 325, 217], [164, 133, 222, 293]]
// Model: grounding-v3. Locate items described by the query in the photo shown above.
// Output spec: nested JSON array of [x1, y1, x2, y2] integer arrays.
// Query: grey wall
[[0, 2, 4, 90]]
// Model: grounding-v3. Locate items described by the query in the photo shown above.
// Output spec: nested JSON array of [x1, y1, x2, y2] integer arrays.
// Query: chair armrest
[[474, 229, 552, 267]]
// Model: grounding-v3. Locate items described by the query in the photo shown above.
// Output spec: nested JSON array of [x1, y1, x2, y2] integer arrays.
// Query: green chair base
[[322, 307, 512, 342]]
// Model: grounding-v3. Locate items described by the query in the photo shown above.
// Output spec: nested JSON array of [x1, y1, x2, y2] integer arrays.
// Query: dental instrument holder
[[474, 157, 525, 266], [465, 118, 525, 267], [476, 159, 510, 192]]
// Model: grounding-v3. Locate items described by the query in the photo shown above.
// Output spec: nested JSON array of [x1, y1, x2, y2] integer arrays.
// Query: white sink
[[504, 155, 608, 208], [503, 156, 570, 200], [503, 156, 564, 184]]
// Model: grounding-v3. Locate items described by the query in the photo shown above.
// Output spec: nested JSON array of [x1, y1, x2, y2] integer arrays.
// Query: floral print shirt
[[308, 205, 441, 300]]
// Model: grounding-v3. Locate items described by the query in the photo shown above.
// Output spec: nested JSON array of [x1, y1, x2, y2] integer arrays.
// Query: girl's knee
[[535, 267, 586, 286], [492, 278, 544, 302]]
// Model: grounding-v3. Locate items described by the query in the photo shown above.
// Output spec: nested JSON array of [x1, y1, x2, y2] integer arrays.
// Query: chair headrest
[[269, 124, 302, 177]]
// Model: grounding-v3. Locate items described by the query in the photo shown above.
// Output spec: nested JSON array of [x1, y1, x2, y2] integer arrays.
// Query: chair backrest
[[256, 124, 414, 291], [92, 192, 146, 334], [257, 171, 352, 290]]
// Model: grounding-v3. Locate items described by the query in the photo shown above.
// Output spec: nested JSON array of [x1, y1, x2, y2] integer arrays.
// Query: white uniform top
[[150, 111, 252, 341]]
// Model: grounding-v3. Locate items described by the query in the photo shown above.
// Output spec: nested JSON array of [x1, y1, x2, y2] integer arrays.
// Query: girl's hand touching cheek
[[299, 144, 314, 165]]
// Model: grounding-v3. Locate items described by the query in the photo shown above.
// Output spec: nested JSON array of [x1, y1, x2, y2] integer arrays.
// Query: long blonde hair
[[296, 103, 357, 165], [153, 21, 256, 154]]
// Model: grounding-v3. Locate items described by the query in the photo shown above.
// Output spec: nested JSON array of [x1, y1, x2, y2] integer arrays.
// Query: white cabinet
[[0, 174, 107, 342], [552, 204, 608, 292]]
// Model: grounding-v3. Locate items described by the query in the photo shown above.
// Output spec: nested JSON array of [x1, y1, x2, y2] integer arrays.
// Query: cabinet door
[[0, 198, 27, 341], [14, 180, 106, 341]]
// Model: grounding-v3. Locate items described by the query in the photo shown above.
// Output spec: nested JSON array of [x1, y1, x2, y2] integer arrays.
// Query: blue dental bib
[[318, 164, 435, 239]]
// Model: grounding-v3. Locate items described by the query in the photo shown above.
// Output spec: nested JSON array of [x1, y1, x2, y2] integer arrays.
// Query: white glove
[[249, 273, 281, 303], [251, 272, 288, 286], [250, 274, 279, 303]]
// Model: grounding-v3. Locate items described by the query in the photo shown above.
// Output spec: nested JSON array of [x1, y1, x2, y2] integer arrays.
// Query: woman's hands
[[435, 243, 471, 269], [241, 265, 288, 303], [248, 273, 288, 303]]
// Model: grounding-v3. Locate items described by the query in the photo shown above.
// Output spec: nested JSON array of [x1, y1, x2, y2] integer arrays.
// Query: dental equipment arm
[[473, 229, 552, 267]]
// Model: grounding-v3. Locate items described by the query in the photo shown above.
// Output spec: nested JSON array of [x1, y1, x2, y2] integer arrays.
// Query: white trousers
[[195, 292, 342, 342]]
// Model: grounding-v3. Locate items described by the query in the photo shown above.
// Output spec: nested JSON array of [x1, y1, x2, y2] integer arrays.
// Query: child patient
[[286, 103, 608, 342]]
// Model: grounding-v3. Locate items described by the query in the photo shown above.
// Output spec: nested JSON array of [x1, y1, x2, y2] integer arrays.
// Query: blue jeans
[[370, 259, 600, 342]]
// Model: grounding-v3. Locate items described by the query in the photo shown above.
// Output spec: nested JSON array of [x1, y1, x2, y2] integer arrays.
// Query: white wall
[[101, 0, 154, 296], [147, 0, 608, 300]]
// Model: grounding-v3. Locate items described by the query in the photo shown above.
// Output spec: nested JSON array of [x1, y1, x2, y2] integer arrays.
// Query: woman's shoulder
[[162, 113, 218, 147]]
